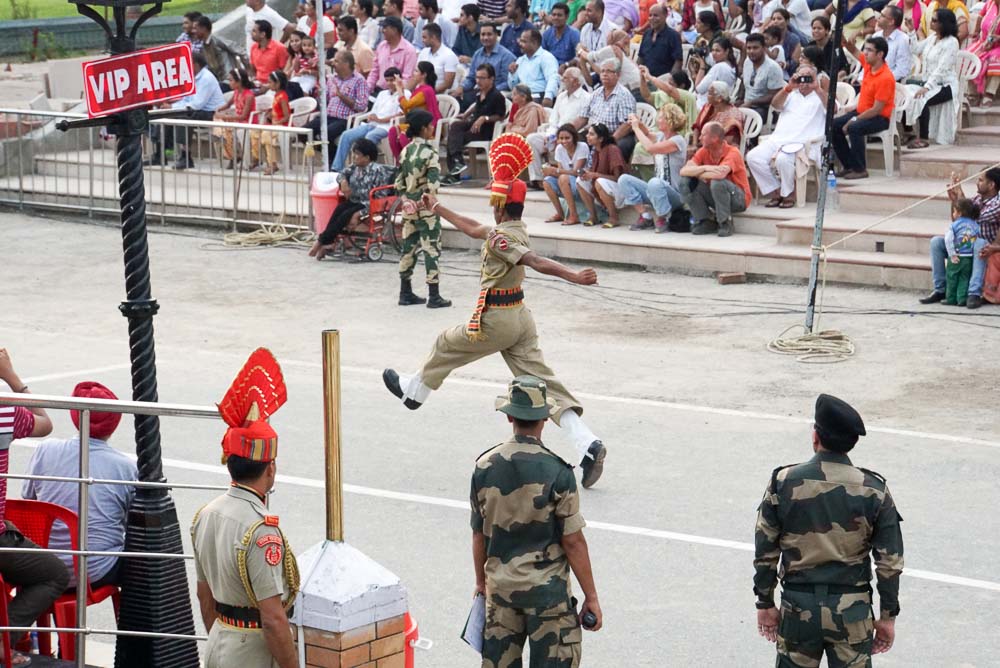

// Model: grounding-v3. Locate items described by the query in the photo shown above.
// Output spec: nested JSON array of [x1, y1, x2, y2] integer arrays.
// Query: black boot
[[398, 278, 426, 305], [426, 283, 452, 309]]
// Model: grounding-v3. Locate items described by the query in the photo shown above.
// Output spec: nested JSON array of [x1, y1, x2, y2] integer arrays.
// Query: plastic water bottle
[[29, 631, 39, 654], [825, 170, 839, 212]]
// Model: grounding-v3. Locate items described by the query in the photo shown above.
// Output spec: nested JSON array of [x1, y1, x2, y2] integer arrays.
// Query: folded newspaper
[[461, 593, 486, 654]]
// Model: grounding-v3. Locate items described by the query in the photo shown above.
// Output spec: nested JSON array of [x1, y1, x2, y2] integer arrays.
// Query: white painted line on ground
[[22, 363, 134, 384]]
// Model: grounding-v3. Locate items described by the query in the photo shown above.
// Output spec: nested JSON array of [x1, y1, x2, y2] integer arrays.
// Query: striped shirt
[[973, 193, 1000, 244], [0, 405, 36, 536]]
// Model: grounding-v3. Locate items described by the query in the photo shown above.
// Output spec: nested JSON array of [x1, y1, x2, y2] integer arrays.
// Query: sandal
[[561, 218, 581, 226], [582, 219, 596, 226], [764, 197, 783, 208], [778, 197, 796, 208], [601, 221, 620, 229], [545, 215, 565, 223]]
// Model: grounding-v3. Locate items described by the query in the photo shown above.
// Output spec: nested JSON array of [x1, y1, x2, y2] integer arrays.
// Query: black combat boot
[[426, 283, 452, 309], [398, 278, 427, 306]]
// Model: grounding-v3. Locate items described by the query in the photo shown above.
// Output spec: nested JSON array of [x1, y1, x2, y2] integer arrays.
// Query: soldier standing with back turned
[[754, 394, 904, 667]]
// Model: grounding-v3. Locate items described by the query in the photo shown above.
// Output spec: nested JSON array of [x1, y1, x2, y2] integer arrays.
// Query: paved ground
[[2, 209, 999, 667]]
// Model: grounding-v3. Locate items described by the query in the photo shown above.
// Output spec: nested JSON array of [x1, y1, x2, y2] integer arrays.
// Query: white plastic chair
[[955, 50, 983, 127], [836, 81, 857, 110], [739, 107, 762, 154], [465, 97, 513, 175], [278, 96, 317, 170], [844, 49, 862, 84], [635, 102, 657, 129], [868, 82, 911, 177]]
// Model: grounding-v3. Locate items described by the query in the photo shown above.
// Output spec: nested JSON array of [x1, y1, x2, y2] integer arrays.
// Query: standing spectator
[[245, 0, 293, 53], [679, 121, 752, 237], [334, 67, 406, 170], [454, 4, 484, 61], [542, 4, 580, 66], [968, 0, 1000, 107], [693, 37, 738, 109], [761, 0, 812, 36], [416, 22, 460, 92], [904, 9, 960, 147], [872, 5, 912, 82], [250, 70, 292, 174], [249, 19, 290, 88], [352, 0, 381, 47], [337, 16, 376, 77], [0, 349, 66, 668], [942, 199, 982, 306], [747, 65, 826, 208], [526, 67, 590, 181], [578, 123, 627, 225], [577, 0, 614, 61], [509, 29, 560, 105], [576, 58, 637, 159], [368, 16, 418, 91], [638, 4, 683, 78], [194, 16, 245, 85], [921, 169, 1000, 309], [214, 68, 257, 168], [390, 61, 442, 161], [541, 124, 591, 223], [165, 53, 225, 170], [310, 51, 369, 165], [449, 23, 516, 107], [378, 0, 418, 44], [443, 63, 508, 181], [414, 0, 459, 49], [23, 382, 137, 589], [501, 0, 535, 56], [297, 0, 337, 53], [832, 37, 894, 180], [739, 33, 785, 119]]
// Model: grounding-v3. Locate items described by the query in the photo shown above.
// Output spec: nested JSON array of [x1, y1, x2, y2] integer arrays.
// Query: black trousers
[[446, 117, 493, 161], [919, 85, 953, 139], [307, 117, 350, 167], [0, 522, 70, 639], [150, 109, 214, 156], [318, 201, 366, 245]]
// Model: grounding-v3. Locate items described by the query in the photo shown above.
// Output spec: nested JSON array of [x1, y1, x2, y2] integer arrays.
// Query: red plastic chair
[[1, 572, 12, 668], [5, 499, 121, 660]]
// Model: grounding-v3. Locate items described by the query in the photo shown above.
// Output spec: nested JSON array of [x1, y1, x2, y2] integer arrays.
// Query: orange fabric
[[270, 90, 290, 125], [984, 252, 1000, 304], [250, 39, 290, 85], [858, 60, 895, 119], [400, 90, 426, 112], [692, 144, 752, 207]]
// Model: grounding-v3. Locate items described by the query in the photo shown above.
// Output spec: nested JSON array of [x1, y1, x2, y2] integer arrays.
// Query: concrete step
[[956, 126, 1000, 147], [837, 175, 950, 219], [898, 145, 1000, 179], [967, 106, 1000, 128], [775, 213, 940, 256]]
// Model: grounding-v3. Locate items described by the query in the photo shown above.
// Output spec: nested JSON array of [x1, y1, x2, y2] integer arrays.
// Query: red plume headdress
[[488, 133, 532, 209], [217, 348, 287, 464]]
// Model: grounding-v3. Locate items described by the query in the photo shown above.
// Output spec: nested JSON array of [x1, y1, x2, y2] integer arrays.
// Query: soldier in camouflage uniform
[[394, 109, 452, 309], [754, 394, 904, 668], [470, 376, 602, 668]]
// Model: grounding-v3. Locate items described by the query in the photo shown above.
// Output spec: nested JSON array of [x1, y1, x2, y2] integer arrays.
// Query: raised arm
[[421, 193, 491, 238], [518, 251, 597, 285]]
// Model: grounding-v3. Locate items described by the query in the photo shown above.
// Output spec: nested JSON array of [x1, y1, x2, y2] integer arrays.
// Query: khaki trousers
[[204, 622, 277, 668]]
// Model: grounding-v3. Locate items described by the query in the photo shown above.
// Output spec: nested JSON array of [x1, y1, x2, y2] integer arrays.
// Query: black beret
[[814, 394, 866, 452]]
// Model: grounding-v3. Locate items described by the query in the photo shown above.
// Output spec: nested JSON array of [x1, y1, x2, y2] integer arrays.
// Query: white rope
[[222, 213, 315, 248]]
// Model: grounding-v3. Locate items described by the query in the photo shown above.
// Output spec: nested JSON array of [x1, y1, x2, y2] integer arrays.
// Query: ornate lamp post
[[57, 1, 199, 666]]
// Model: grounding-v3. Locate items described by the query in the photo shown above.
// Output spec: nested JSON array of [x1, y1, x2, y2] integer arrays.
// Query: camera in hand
[[795, 75, 815, 83], [690, 46, 709, 60], [582, 611, 598, 629]]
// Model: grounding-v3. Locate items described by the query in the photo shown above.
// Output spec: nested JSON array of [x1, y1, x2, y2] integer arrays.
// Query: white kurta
[[746, 91, 826, 196], [905, 33, 960, 144]]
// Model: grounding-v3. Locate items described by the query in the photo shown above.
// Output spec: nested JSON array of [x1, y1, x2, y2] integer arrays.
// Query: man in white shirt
[[414, 0, 459, 49], [761, 0, 812, 38], [871, 5, 912, 82], [526, 67, 591, 181], [244, 0, 292, 53], [576, 0, 614, 61], [416, 22, 460, 92], [332, 67, 407, 170], [352, 0, 382, 47], [440, 0, 466, 21]]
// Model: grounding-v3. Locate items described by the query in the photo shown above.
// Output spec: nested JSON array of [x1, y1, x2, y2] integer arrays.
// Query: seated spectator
[[455, 3, 484, 61], [310, 51, 370, 167], [747, 65, 826, 208], [378, 0, 418, 45], [508, 84, 549, 141], [692, 81, 743, 148], [285, 31, 305, 79], [725, 0, 748, 36], [541, 124, 591, 223], [353, 0, 382, 47], [807, 15, 839, 78], [739, 33, 785, 120], [585, 29, 641, 94], [177, 11, 202, 46], [693, 37, 738, 109], [298, 0, 337, 52], [23, 382, 137, 589], [941, 198, 982, 306], [921, 168, 1000, 309], [764, 10, 803, 78], [501, 0, 535, 56], [414, 0, 459, 49], [310, 139, 397, 258], [577, 0, 615, 61], [542, 3, 581, 66], [0, 349, 67, 668], [616, 103, 689, 232], [368, 16, 418, 93], [251, 70, 292, 174], [389, 61, 442, 161], [509, 28, 560, 105], [337, 16, 376, 78], [832, 36, 894, 179], [902, 8, 960, 148], [872, 5, 912, 82], [604, 0, 639, 31], [687, 10, 722, 60], [334, 67, 406, 171], [443, 63, 507, 182], [638, 4, 684, 78], [194, 15, 245, 86], [577, 123, 627, 225], [249, 20, 290, 89], [214, 68, 257, 168], [416, 22, 460, 93], [577, 58, 637, 160], [157, 52, 225, 170], [827, 0, 876, 48], [639, 67, 697, 133], [449, 22, 515, 108], [679, 121, 751, 236], [968, 0, 1000, 108], [290, 35, 320, 95], [526, 67, 590, 182]]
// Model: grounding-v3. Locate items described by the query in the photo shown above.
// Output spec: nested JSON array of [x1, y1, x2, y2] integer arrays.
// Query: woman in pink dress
[[969, 0, 1000, 107], [387, 61, 441, 162]]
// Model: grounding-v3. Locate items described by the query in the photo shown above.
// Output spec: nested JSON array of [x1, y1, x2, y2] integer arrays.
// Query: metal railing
[[0, 108, 316, 231], [0, 391, 228, 667]]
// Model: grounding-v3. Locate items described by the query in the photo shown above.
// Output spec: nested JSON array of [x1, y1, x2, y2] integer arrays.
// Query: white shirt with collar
[[579, 16, 614, 53], [417, 43, 460, 84], [871, 28, 912, 82], [370, 88, 408, 130], [552, 86, 591, 127]]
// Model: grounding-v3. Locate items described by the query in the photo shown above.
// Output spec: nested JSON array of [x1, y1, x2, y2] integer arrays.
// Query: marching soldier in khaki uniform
[[754, 394, 904, 668], [192, 349, 299, 668], [383, 133, 609, 489], [471, 376, 602, 667]]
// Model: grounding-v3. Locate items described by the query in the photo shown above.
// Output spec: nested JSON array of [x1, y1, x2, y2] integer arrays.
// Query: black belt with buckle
[[782, 583, 871, 595], [216, 602, 262, 628]]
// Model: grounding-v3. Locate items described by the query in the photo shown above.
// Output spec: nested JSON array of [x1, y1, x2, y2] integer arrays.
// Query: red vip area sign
[[83, 43, 195, 118]]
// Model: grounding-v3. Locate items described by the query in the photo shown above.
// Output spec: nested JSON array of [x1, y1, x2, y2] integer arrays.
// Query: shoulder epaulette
[[538, 443, 574, 469], [475, 442, 506, 461], [858, 467, 887, 484], [769, 463, 795, 488]]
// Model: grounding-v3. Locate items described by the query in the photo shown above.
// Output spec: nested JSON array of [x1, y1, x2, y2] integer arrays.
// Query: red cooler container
[[310, 172, 341, 236], [404, 613, 418, 668]]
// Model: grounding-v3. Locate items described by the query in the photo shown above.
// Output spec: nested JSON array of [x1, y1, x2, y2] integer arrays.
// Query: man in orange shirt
[[679, 122, 752, 237], [249, 19, 289, 88], [832, 36, 894, 180]]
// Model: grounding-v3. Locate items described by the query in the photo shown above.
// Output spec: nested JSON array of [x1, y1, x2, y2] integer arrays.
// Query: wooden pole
[[322, 330, 344, 542]]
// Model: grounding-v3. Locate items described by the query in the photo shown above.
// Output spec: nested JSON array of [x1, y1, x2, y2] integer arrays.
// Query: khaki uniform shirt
[[480, 219, 531, 290]]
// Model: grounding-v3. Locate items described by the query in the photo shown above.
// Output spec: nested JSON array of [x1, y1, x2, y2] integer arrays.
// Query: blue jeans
[[930, 235, 988, 296], [544, 174, 578, 196], [617, 175, 684, 217], [831, 112, 889, 172], [331, 123, 390, 171]]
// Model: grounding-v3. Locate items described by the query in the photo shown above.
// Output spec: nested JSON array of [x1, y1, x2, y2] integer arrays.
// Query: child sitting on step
[[945, 198, 982, 306]]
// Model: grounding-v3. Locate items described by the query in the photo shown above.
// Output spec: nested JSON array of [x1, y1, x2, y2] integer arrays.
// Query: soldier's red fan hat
[[217, 348, 287, 463], [488, 133, 533, 209]]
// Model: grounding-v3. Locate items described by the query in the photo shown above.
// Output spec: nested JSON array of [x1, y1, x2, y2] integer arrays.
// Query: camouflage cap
[[495, 375, 558, 421]]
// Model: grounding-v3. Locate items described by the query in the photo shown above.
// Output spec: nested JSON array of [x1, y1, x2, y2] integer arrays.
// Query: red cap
[[70, 382, 122, 441]]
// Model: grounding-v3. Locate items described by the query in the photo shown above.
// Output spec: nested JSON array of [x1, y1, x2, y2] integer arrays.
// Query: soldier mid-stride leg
[[383, 134, 607, 488]]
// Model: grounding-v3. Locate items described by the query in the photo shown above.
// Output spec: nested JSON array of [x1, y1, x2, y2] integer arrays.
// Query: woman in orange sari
[[691, 81, 743, 149]]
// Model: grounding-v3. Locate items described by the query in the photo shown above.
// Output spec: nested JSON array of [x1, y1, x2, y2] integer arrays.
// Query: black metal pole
[[60, 2, 199, 665]]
